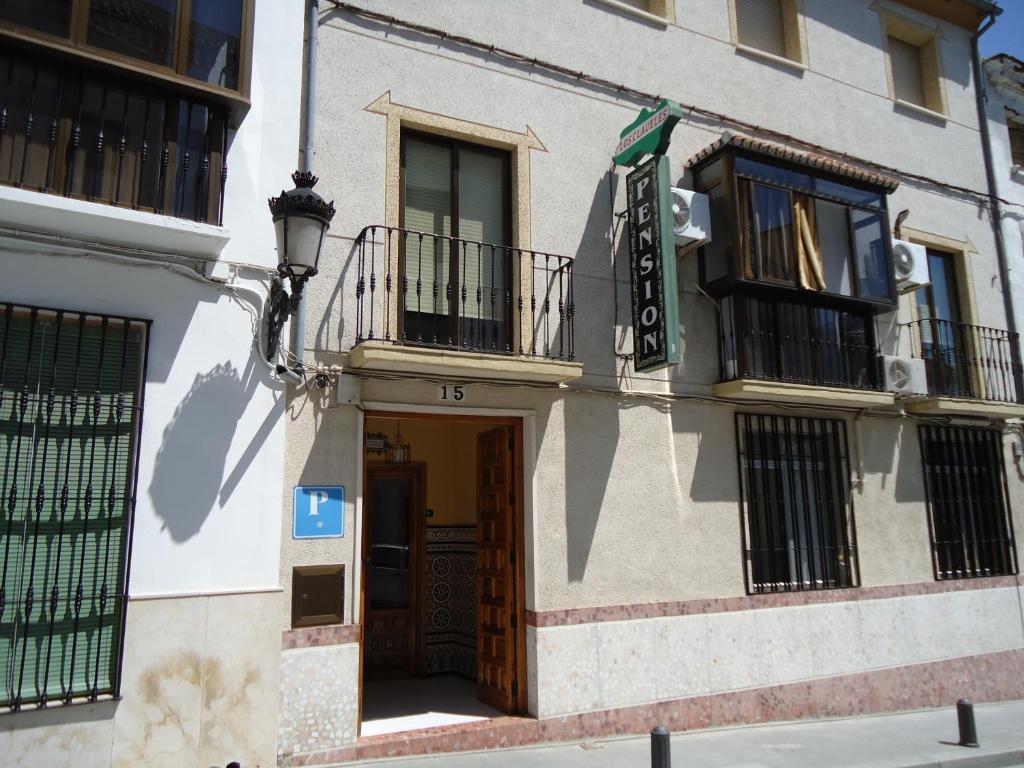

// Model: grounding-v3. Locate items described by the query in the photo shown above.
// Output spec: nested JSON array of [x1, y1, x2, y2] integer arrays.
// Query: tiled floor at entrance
[[361, 675, 504, 737]]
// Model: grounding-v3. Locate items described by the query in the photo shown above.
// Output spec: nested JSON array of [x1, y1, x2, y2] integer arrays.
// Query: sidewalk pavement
[[345, 700, 1024, 767]]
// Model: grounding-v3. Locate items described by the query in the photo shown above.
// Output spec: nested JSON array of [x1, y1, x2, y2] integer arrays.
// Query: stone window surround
[[875, 2, 949, 120], [727, 0, 808, 73]]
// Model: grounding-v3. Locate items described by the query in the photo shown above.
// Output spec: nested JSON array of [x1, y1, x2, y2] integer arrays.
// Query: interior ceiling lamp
[[386, 421, 412, 465], [265, 170, 336, 361]]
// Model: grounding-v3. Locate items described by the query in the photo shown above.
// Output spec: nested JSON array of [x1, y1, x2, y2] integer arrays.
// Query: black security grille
[[736, 414, 859, 594], [919, 426, 1017, 580], [0, 303, 149, 710]]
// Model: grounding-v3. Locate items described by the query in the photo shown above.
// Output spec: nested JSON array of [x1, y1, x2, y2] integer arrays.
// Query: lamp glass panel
[[280, 215, 325, 274]]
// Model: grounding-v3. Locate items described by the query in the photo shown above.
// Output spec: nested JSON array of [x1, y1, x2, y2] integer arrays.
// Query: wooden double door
[[362, 422, 525, 714]]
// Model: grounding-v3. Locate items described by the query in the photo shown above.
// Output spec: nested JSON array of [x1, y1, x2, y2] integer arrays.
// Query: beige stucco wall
[[0, 591, 282, 768], [281, 0, 1024, 624]]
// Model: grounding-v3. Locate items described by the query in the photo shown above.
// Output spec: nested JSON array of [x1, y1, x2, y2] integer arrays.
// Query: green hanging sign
[[613, 99, 684, 167], [626, 154, 680, 373]]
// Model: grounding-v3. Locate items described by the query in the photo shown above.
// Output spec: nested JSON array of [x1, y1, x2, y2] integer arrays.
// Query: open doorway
[[359, 413, 526, 737]]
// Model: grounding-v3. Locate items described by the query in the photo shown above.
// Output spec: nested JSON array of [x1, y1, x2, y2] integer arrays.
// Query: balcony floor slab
[[712, 379, 895, 409], [348, 342, 583, 384], [902, 396, 1024, 420]]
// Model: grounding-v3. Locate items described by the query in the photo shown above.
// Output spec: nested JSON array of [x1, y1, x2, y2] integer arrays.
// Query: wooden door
[[364, 466, 423, 679], [476, 426, 518, 711]]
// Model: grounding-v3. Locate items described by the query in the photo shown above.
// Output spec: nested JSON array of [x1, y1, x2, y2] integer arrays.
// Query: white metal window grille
[[0, 303, 149, 711], [736, 413, 858, 594]]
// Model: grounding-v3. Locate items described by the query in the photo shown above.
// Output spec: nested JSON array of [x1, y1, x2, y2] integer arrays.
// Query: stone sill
[[713, 379, 895, 409], [735, 44, 807, 74], [591, 0, 670, 26], [0, 184, 230, 259], [348, 343, 583, 384], [902, 396, 1024, 420]]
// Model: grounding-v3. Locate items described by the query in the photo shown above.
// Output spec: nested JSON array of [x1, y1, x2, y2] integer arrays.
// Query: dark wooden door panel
[[476, 426, 516, 712]]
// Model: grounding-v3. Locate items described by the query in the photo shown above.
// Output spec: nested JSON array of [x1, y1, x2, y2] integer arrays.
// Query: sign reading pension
[[626, 154, 680, 372], [614, 99, 684, 167]]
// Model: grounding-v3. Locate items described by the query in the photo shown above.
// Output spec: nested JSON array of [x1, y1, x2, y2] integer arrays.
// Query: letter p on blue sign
[[293, 486, 345, 539]]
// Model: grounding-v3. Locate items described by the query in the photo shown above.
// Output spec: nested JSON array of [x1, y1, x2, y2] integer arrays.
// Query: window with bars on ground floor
[[0, 303, 148, 711], [736, 413, 859, 594], [919, 426, 1017, 580]]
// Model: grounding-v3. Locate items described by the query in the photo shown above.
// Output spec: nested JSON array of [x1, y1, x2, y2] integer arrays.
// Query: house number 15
[[439, 385, 465, 401]]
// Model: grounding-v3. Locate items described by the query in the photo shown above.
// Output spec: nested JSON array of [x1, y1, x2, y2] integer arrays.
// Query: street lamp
[[266, 170, 335, 363]]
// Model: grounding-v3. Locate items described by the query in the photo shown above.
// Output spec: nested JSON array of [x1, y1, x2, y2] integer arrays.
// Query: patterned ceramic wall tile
[[424, 526, 477, 677]]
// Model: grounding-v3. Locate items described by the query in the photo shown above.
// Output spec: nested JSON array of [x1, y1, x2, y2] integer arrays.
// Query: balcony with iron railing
[[347, 225, 582, 383], [905, 319, 1024, 417], [713, 292, 895, 408], [0, 46, 229, 226]]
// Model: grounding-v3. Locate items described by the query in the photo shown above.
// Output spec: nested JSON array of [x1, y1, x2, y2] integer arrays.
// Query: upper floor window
[[0, 0, 250, 96], [1008, 114, 1024, 169], [401, 132, 513, 352], [732, 0, 804, 65], [693, 140, 897, 307], [882, 12, 945, 115]]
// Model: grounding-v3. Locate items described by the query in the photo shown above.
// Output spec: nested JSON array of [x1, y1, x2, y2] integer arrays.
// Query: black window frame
[[0, 301, 150, 712], [735, 413, 860, 595], [919, 425, 1018, 581]]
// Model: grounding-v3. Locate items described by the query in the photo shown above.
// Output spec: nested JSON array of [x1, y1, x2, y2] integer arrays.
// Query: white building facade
[[0, 1, 304, 766]]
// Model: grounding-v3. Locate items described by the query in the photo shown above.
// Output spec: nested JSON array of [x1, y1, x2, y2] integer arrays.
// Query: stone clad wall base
[[278, 648, 1024, 767]]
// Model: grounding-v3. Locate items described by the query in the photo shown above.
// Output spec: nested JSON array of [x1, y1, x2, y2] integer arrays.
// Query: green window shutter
[[0, 307, 147, 709]]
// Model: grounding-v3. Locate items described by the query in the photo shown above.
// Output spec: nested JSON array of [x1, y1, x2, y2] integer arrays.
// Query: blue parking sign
[[293, 486, 345, 539]]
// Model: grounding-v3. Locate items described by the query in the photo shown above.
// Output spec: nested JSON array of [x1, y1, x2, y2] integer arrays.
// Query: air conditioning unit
[[670, 187, 711, 250], [892, 239, 930, 293], [881, 355, 928, 396]]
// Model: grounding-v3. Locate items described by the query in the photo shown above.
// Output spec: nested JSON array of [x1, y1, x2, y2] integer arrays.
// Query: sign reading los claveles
[[615, 99, 683, 373], [626, 155, 680, 372]]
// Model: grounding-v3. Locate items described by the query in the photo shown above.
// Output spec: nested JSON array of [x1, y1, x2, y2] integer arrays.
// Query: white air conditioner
[[881, 355, 928, 396], [892, 239, 930, 293], [670, 187, 711, 250]]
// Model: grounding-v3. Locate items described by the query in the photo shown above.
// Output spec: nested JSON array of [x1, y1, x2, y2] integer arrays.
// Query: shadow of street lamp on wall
[[266, 170, 336, 378]]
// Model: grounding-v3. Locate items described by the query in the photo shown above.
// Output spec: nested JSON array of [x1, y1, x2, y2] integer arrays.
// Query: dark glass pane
[[736, 157, 811, 192], [187, 0, 243, 89], [0, 0, 71, 37], [749, 182, 793, 282], [369, 478, 410, 610], [851, 209, 890, 300], [814, 177, 884, 208], [702, 183, 728, 282], [87, 0, 178, 68]]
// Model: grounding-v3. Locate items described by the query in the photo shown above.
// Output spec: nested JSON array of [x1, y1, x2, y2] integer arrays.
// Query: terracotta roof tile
[[687, 133, 900, 192]]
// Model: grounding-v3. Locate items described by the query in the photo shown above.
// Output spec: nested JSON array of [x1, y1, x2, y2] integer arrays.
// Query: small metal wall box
[[335, 373, 362, 406]]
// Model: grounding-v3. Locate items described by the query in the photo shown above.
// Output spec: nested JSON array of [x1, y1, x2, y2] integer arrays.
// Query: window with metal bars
[[0, 303, 148, 711], [919, 426, 1017, 581], [736, 414, 858, 594]]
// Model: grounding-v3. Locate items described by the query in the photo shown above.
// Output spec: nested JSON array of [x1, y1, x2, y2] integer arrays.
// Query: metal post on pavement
[[957, 698, 979, 748], [651, 725, 671, 768]]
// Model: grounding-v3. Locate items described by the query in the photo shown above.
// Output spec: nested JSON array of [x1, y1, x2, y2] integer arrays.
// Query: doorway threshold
[[360, 676, 503, 737]]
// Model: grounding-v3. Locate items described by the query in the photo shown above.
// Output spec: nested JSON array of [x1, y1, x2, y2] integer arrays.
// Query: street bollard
[[651, 725, 671, 768], [957, 698, 979, 748]]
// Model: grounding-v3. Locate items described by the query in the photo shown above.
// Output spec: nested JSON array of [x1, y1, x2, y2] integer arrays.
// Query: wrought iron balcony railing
[[353, 225, 575, 360], [908, 319, 1023, 404], [0, 46, 229, 224], [719, 293, 882, 391]]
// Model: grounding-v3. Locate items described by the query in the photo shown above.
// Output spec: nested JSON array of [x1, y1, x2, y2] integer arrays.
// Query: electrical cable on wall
[[324, 0, 1024, 214]]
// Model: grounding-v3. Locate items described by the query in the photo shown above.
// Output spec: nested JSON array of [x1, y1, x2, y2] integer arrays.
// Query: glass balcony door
[[401, 132, 511, 352]]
